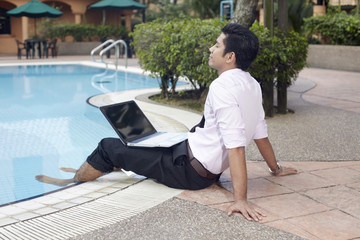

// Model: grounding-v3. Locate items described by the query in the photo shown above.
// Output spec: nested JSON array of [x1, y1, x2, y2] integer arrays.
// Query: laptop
[[100, 100, 188, 148]]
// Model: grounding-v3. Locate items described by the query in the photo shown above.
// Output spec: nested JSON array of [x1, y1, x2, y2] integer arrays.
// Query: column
[[74, 13, 82, 24], [70, 3, 86, 24], [125, 14, 132, 31], [21, 17, 29, 41]]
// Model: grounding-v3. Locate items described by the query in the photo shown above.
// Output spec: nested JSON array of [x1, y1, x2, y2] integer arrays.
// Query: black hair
[[221, 23, 259, 71]]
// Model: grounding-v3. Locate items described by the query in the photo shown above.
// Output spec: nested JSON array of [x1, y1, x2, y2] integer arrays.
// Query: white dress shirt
[[188, 68, 268, 174]]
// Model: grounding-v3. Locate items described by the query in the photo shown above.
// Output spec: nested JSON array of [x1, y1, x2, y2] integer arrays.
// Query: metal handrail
[[99, 40, 128, 70], [90, 39, 128, 71], [90, 39, 115, 63]]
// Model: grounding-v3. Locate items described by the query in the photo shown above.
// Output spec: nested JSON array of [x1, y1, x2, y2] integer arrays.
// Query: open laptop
[[100, 100, 188, 148]]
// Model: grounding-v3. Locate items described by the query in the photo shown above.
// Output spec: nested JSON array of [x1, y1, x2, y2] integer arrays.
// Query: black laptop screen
[[101, 101, 157, 142]]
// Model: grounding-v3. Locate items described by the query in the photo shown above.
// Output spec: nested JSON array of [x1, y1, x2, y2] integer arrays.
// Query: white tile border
[[0, 179, 183, 239]]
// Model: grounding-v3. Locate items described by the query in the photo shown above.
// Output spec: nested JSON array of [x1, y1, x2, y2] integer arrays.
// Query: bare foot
[[35, 175, 74, 186], [60, 167, 77, 173]]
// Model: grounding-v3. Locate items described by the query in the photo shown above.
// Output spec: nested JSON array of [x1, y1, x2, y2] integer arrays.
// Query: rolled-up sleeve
[[252, 106, 268, 139], [210, 84, 247, 149], [252, 119, 268, 139], [215, 106, 247, 148]]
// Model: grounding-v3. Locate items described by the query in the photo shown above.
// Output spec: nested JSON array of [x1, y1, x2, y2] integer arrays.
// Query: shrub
[[132, 19, 307, 116], [248, 22, 280, 83], [249, 22, 308, 116], [177, 19, 225, 93], [43, 24, 128, 42], [131, 18, 226, 98], [131, 19, 182, 98], [303, 12, 360, 46]]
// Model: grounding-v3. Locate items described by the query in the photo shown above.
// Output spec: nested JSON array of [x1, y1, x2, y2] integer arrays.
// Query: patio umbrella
[[7, 0, 63, 35], [88, 0, 147, 25]]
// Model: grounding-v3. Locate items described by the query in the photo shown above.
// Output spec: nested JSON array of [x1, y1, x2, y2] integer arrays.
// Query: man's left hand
[[275, 166, 298, 176]]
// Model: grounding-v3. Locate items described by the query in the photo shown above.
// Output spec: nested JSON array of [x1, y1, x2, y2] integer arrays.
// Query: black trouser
[[86, 138, 217, 190]]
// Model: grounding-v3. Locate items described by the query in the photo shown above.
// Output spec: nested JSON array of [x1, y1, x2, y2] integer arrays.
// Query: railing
[[90, 39, 128, 70], [90, 39, 114, 64]]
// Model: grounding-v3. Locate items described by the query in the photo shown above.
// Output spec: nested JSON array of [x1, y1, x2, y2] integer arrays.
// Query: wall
[[307, 44, 360, 72], [57, 42, 101, 55]]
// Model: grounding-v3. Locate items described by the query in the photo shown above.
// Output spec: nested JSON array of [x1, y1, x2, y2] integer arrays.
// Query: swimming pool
[[0, 64, 163, 206]]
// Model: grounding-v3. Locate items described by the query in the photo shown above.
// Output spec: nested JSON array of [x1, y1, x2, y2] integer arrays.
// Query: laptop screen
[[100, 101, 157, 143]]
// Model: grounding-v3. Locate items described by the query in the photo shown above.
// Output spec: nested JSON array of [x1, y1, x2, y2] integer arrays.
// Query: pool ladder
[[90, 39, 128, 70]]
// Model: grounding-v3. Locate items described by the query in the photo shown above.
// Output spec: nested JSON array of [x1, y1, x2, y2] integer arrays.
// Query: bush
[[248, 23, 280, 83], [276, 29, 308, 86], [132, 19, 307, 116], [43, 24, 129, 42], [131, 19, 182, 98], [249, 22, 308, 116], [303, 12, 360, 46], [250, 22, 307, 85], [131, 18, 226, 98], [177, 19, 225, 93]]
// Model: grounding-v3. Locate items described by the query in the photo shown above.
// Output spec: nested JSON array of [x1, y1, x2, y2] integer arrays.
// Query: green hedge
[[249, 22, 308, 85], [131, 18, 226, 98], [249, 22, 308, 116], [43, 24, 129, 42], [304, 12, 360, 46], [131, 19, 308, 116]]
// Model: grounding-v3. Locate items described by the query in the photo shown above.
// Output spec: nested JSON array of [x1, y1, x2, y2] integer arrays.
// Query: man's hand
[[274, 166, 298, 176], [227, 199, 266, 222]]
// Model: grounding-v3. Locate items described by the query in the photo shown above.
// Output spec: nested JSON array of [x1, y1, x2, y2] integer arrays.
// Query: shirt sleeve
[[252, 107, 268, 140], [208, 83, 247, 148]]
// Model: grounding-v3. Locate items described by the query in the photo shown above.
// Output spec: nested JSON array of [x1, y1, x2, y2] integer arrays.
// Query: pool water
[[0, 64, 163, 206]]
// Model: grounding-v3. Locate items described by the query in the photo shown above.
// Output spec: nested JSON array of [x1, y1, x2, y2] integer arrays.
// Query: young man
[[36, 23, 297, 222]]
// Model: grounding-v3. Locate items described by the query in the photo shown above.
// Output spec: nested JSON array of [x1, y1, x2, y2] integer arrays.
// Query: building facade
[[0, 0, 140, 55]]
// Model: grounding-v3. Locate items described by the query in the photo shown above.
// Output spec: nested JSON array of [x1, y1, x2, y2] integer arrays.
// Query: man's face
[[208, 33, 228, 73]]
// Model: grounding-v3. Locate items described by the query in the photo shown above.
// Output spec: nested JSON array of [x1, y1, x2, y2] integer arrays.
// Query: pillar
[[125, 14, 132, 31], [70, 3, 86, 24], [259, 7, 264, 24], [22, 17, 28, 41], [74, 13, 82, 24]]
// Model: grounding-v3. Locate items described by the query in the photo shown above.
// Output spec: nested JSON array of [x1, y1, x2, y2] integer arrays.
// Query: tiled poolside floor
[[0, 56, 359, 239], [180, 161, 360, 240], [177, 67, 360, 240]]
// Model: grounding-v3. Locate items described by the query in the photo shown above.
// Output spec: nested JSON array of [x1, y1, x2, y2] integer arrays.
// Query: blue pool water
[[0, 64, 164, 206]]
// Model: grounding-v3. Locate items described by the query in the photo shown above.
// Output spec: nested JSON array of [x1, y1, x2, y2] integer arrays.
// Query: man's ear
[[225, 52, 236, 64]]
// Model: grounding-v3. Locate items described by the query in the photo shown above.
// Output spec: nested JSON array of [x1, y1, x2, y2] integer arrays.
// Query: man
[[36, 23, 297, 222]]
